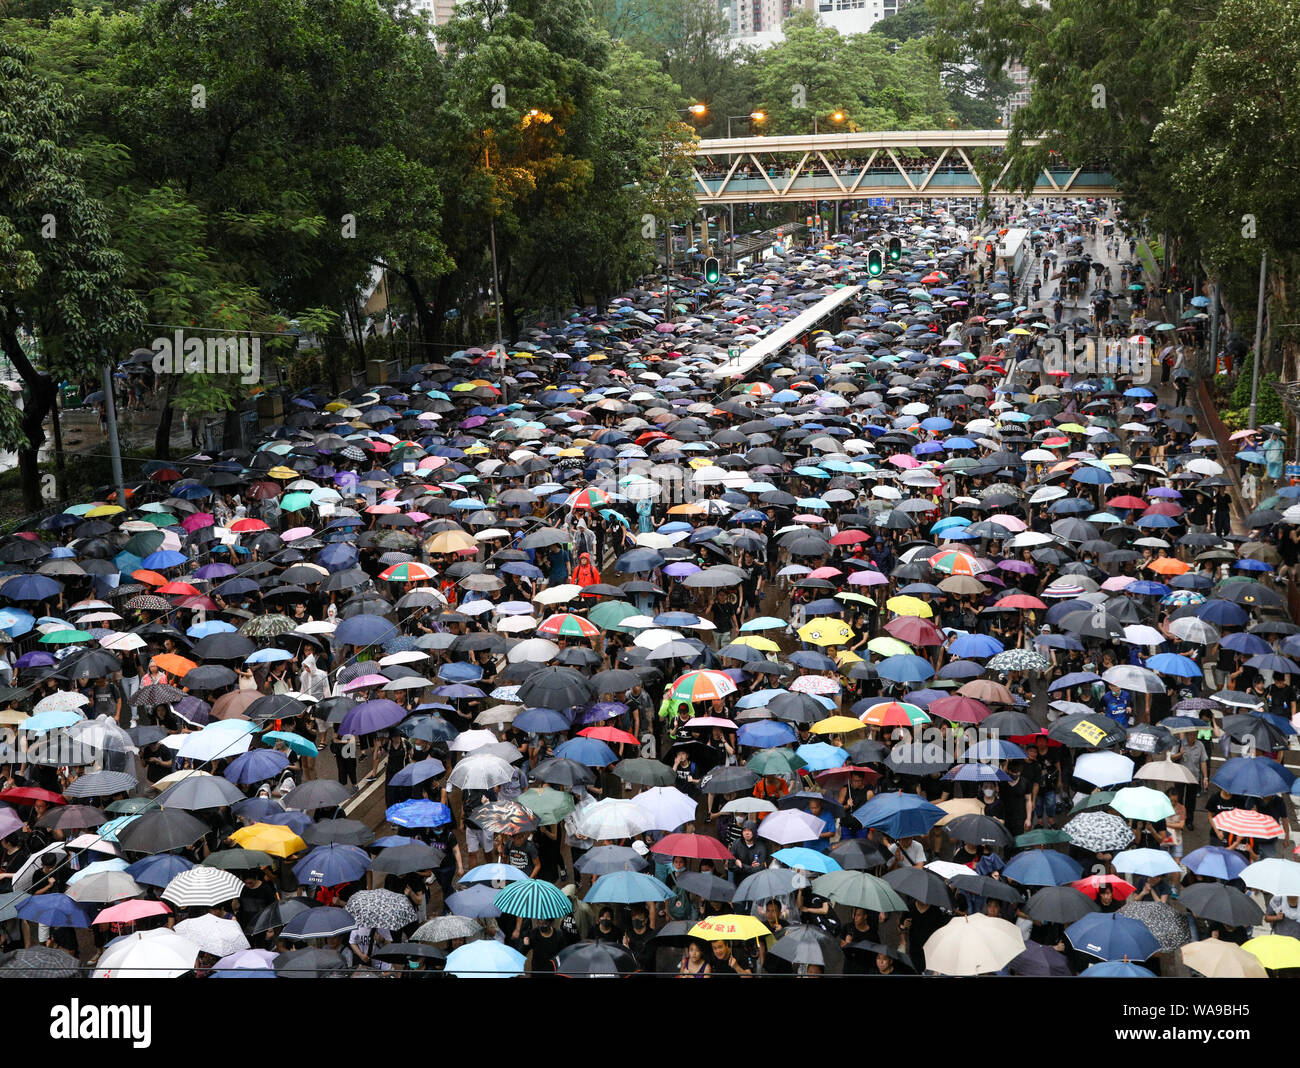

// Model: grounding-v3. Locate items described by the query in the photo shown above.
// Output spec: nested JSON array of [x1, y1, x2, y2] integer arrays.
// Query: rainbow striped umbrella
[[566, 487, 611, 511], [928, 549, 983, 576], [669, 669, 737, 702], [858, 701, 930, 727], [379, 561, 438, 582], [536, 613, 600, 639]]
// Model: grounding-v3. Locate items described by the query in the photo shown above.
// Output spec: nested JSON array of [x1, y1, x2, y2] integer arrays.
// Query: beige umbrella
[[924, 913, 1025, 976], [1134, 760, 1197, 785], [1179, 938, 1268, 979], [935, 797, 985, 826], [938, 575, 988, 596]]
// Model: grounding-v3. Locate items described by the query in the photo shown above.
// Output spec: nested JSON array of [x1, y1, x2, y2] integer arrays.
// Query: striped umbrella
[[566, 487, 611, 511], [160, 866, 245, 909], [928, 549, 983, 576], [669, 669, 737, 702], [493, 878, 573, 920], [858, 701, 930, 727], [1212, 808, 1284, 840], [536, 613, 600, 639], [379, 561, 437, 582]]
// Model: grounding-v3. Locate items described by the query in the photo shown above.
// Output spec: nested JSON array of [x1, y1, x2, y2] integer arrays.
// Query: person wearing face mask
[[521, 916, 570, 973], [623, 905, 655, 971], [593, 906, 623, 945]]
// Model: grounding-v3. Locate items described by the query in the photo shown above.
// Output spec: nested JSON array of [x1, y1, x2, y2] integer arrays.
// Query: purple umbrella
[[663, 563, 701, 578], [581, 702, 628, 725], [338, 698, 407, 737]]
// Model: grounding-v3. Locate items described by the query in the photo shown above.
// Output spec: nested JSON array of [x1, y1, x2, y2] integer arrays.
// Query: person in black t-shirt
[[522, 918, 570, 972], [623, 905, 655, 972], [593, 906, 624, 944]]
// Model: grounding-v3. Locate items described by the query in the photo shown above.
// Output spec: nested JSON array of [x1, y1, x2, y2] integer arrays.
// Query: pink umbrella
[[417, 456, 448, 471], [342, 674, 388, 692], [680, 716, 737, 730], [93, 900, 171, 925], [281, 526, 315, 541], [847, 570, 889, 587], [181, 513, 214, 532]]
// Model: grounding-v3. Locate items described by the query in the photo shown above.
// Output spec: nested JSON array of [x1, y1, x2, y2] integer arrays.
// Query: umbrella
[[584, 871, 673, 904], [555, 940, 640, 977], [768, 924, 845, 972], [174, 915, 251, 957], [923, 914, 1025, 975], [444, 940, 525, 978], [346, 889, 420, 929], [93, 929, 200, 978], [1180, 938, 1269, 978], [1063, 811, 1134, 853], [1025, 885, 1100, 924], [853, 792, 945, 839], [688, 914, 771, 941], [1065, 912, 1160, 961], [1180, 883, 1264, 927], [161, 867, 245, 909], [493, 878, 572, 919], [812, 871, 907, 912], [1117, 900, 1189, 952], [413, 915, 482, 943]]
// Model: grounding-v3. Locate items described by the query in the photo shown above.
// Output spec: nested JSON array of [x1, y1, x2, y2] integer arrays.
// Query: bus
[[996, 227, 1031, 281]]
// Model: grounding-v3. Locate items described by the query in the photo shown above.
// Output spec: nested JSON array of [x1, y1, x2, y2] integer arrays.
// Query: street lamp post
[[647, 103, 706, 323], [725, 111, 765, 268]]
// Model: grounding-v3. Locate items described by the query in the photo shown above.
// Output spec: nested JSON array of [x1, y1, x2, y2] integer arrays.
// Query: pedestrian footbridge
[[690, 130, 1117, 205]]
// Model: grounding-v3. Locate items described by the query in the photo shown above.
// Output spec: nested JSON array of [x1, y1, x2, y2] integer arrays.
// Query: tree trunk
[[0, 325, 55, 511], [50, 399, 65, 502], [154, 375, 179, 461]]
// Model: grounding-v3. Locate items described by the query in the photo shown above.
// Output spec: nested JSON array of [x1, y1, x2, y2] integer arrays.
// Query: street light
[[639, 104, 708, 324], [725, 111, 766, 268], [812, 110, 846, 134]]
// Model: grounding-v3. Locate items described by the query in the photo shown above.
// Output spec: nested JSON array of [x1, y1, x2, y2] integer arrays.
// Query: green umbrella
[[280, 492, 313, 512], [202, 848, 275, 871], [106, 797, 158, 816], [747, 748, 806, 775], [812, 870, 907, 912], [1015, 828, 1070, 847], [142, 513, 178, 527], [1069, 790, 1116, 816], [586, 600, 639, 631], [39, 629, 94, 644], [123, 531, 165, 556], [516, 787, 574, 826]]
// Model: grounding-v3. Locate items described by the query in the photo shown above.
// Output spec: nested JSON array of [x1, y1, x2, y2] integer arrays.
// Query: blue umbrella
[[388, 757, 446, 787], [947, 633, 1004, 659], [437, 661, 484, 683], [967, 738, 1027, 761], [1145, 653, 1202, 678], [771, 847, 841, 874], [853, 792, 945, 839], [316, 544, 359, 572], [264, 810, 315, 835], [223, 749, 290, 785], [15, 894, 94, 928], [944, 762, 1010, 782], [1081, 960, 1156, 977], [614, 549, 665, 573], [444, 940, 525, 978], [584, 870, 673, 904], [338, 698, 407, 737], [385, 800, 452, 828], [459, 863, 530, 885], [1002, 849, 1084, 887], [513, 707, 572, 734], [446, 884, 502, 917], [293, 844, 371, 886], [1182, 845, 1248, 881], [1219, 631, 1272, 655], [494, 878, 573, 919], [554, 737, 618, 767], [125, 853, 194, 888], [2, 574, 63, 602], [876, 654, 936, 684], [738, 721, 799, 749], [281, 906, 356, 940], [1065, 912, 1160, 961], [1211, 756, 1297, 797], [334, 613, 399, 646], [0, 607, 34, 636], [141, 550, 187, 570], [1070, 466, 1114, 485], [1112, 848, 1183, 878], [795, 742, 850, 772], [1196, 600, 1249, 627]]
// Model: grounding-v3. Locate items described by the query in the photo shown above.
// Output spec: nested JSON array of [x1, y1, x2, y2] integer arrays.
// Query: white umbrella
[[720, 797, 777, 816], [93, 929, 200, 978], [1168, 617, 1219, 645], [177, 728, 251, 762], [533, 584, 581, 605], [1074, 750, 1135, 787], [496, 615, 538, 633], [1241, 859, 1300, 897], [175, 915, 251, 957], [1102, 665, 1166, 694], [449, 729, 498, 754], [925, 860, 975, 882], [161, 867, 245, 909], [1134, 760, 1197, 785], [65, 871, 143, 904], [33, 692, 90, 714], [633, 628, 684, 650], [577, 798, 649, 841], [629, 787, 697, 832], [757, 809, 824, 846], [507, 638, 561, 664], [447, 754, 515, 790], [1120, 625, 1165, 648], [923, 913, 1025, 975], [1186, 457, 1223, 476]]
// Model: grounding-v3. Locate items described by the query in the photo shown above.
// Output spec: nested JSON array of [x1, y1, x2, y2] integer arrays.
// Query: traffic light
[[867, 247, 884, 277], [888, 237, 902, 262], [703, 257, 721, 284]]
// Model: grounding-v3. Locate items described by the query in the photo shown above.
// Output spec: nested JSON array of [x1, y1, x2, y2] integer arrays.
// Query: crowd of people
[[0, 198, 1297, 979]]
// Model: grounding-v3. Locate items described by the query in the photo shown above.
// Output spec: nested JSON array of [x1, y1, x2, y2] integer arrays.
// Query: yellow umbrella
[[85, 505, 125, 517], [688, 458, 716, 470], [797, 618, 855, 646], [835, 650, 863, 666], [886, 595, 933, 618], [557, 448, 586, 458], [866, 636, 912, 657], [835, 592, 875, 607], [324, 401, 348, 412], [463, 445, 490, 456], [1242, 935, 1300, 970], [688, 914, 771, 941], [424, 530, 477, 554], [1007, 327, 1032, 336], [451, 382, 476, 392], [266, 466, 299, 480], [1100, 452, 1133, 466], [1057, 422, 1086, 434], [731, 635, 779, 652], [810, 715, 864, 735], [230, 822, 309, 858]]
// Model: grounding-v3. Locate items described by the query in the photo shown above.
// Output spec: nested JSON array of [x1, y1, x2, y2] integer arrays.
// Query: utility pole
[[1248, 252, 1268, 430], [101, 354, 126, 507], [485, 145, 506, 363], [1208, 281, 1220, 377]]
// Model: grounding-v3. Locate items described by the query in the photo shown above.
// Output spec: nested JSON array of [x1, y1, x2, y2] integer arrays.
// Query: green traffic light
[[888, 237, 902, 262], [704, 256, 720, 284], [867, 248, 883, 277]]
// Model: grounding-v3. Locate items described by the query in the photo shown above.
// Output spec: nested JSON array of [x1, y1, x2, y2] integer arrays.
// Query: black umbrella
[[516, 667, 595, 709], [282, 780, 353, 813], [1180, 883, 1263, 928], [949, 873, 1023, 904], [1009, 941, 1072, 976], [830, 839, 887, 870], [1025, 885, 1100, 924], [769, 924, 845, 972], [115, 809, 209, 854], [1048, 712, 1128, 749], [943, 813, 1013, 848], [699, 765, 759, 795], [883, 867, 952, 908]]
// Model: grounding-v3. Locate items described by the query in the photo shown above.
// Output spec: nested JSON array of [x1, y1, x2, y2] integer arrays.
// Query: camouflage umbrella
[[240, 615, 298, 638], [1119, 899, 1189, 952], [987, 649, 1052, 673], [1063, 811, 1134, 853]]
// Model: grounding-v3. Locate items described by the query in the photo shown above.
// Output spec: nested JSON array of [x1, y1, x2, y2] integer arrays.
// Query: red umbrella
[[814, 765, 880, 784], [231, 518, 270, 532], [928, 695, 991, 724], [884, 616, 945, 646], [578, 726, 639, 746], [0, 787, 66, 806], [1106, 495, 1147, 510], [157, 581, 199, 597], [1071, 874, 1136, 901], [650, 833, 732, 861], [994, 593, 1047, 611], [1212, 809, 1284, 840], [829, 530, 871, 546], [245, 482, 281, 500]]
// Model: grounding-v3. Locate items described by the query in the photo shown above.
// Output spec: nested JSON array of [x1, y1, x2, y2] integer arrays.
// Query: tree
[[0, 41, 143, 509]]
